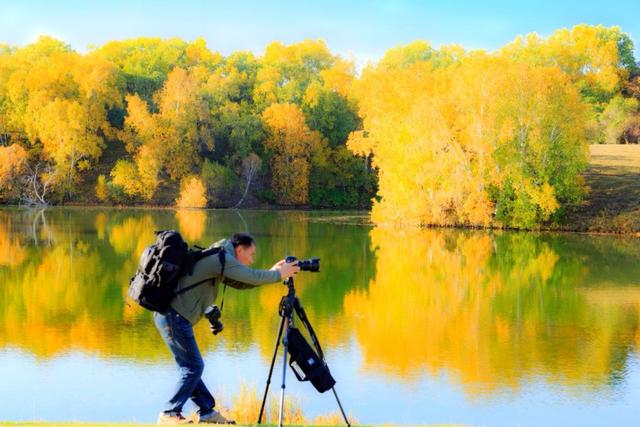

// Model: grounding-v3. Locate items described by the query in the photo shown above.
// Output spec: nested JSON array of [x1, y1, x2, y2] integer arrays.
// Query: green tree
[[201, 159, 236, 206]]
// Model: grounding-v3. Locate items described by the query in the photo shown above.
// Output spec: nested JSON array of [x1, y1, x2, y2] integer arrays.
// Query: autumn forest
[[1, 24, 639, 229]]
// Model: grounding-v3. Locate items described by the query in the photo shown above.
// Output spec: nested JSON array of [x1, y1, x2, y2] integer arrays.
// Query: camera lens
[[284, 256, 320, 272], [298, 258, 320, 272]]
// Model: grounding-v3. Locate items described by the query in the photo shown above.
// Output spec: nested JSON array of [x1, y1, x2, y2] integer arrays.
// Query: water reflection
[[0, 207, 639, 402], [0, 208, 373, 362], [345, 227, 640, 396]]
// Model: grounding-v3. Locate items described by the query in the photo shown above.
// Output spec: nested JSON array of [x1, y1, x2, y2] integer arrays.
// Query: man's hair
[[230, 232, 256, 248]]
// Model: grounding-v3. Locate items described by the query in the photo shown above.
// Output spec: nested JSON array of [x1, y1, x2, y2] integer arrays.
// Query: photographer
[[154, 233, 299, 425]]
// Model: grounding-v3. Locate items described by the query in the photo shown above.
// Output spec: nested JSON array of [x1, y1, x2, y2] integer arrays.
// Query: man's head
[[231, 233, 256, 266]]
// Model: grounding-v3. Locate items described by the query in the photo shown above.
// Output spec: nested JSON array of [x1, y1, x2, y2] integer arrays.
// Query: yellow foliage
[[123, 67, 211, 184], [254, 39, 337, 107], [135, 145, 162, 200], [319, 59, 356, 98], [110, 159, 140, 197], [95, 174, 108, 202], [176, 175, 207, 208], [0, 143, 28, 197], [378, 40, 435, 69], [262, 103, 325, 205], [349, 52, 588, 228], [122, 94, 155, 152], [528, 182, 560, 220], [499, 24, 628, 95], [4, 37, 120, 192]]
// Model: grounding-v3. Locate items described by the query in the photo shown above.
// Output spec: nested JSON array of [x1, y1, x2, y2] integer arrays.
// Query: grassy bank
[[0, 424, 464, 427], [0, 424, 160, 427], [560, 144, 640, 234]]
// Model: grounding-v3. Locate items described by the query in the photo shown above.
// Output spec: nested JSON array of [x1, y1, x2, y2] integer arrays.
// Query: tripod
[[257, 276, 351, 427]]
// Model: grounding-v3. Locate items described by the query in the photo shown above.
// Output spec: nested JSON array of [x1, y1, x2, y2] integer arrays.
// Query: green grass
[[0, 421, 470, 427], [0, 424, 159, 427], [0, 423, 466, 427]]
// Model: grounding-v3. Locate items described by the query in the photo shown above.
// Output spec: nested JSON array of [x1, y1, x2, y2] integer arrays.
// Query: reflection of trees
[[3, 207, 638, 397], [344, 227, 640, 395], [0, 208, 373, 362], [0, 210, 26, 267], [0, 209, 164, 358], [203, 210, 374, 356], [175, 209, 207, 241]]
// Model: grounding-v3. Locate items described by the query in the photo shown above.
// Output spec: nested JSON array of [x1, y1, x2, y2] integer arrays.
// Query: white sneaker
[[198, 409, 236, 424], [157, 411, 193, 424]]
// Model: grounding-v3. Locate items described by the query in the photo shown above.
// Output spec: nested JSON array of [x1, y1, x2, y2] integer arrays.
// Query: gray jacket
[[170, 239, 282, 325]]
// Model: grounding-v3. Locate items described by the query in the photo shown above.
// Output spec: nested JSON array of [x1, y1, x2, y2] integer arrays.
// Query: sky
[[1, 0, 639, 66]]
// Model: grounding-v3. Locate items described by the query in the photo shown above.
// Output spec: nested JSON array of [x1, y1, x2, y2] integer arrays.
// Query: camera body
[[286, 255, 320, 272], [204, 304, 223, 335]]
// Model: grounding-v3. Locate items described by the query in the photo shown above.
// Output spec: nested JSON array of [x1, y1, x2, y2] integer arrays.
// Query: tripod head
[[279, 277, 296, 319], [278, 256, 299, 318]]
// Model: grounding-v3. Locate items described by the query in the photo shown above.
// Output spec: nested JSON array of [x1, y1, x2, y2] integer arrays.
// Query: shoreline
[[4, 145, 640, 237], [2, 203, 640, 237]]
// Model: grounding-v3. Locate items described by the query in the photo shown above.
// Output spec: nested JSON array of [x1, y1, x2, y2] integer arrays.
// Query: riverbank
[[0, 423, 463, 427], [0, 424, 160, 427], [4, 144, 640, 235]]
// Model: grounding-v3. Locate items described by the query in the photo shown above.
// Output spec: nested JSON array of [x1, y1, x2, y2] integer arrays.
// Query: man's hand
[[271, 259, 286, 269], [271, 259, 300, 279]]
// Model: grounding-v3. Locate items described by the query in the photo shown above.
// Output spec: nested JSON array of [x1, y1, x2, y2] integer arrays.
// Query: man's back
[[171, 239, 281, 325]]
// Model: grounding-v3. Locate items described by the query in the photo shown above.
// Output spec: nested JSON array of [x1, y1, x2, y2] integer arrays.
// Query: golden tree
[[262, 103, 325, 205], [6, 37, 121, 196], [119, 66, 212, 200], [0, 144, 28, 200], [349, 51, 588, 228], [176, 175, 207, 208]]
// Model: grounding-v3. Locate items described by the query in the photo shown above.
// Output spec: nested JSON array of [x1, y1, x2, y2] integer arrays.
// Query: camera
[[204, 305, 223, 335], [286, 256, 320, 272]]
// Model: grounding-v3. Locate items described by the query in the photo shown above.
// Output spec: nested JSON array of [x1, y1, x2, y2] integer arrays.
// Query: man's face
[[234, 243, 256, 266]]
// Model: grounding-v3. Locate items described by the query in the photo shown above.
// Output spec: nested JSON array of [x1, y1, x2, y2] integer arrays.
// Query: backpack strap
[[173, 248, 226, 297], [174, 278, 210, 296]]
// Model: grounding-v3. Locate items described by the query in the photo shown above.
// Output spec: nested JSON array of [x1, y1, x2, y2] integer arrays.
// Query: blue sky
[[1, 0, 639, 65]]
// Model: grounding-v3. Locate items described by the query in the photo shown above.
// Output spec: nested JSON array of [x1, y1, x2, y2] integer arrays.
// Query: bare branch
[[233, 154, 261, 209]]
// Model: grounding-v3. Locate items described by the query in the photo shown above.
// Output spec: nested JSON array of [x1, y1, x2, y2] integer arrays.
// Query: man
[[154, 233, 300, 425]]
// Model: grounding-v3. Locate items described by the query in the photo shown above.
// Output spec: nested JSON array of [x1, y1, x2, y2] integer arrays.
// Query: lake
[[0, 207, 638, 426]]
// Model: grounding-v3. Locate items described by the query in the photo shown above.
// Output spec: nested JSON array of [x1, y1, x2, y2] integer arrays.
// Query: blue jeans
[[154, 307, 215, 416]]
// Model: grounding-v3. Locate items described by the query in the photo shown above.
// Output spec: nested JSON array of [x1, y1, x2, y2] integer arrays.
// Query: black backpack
[[128, 230, 225, 312]]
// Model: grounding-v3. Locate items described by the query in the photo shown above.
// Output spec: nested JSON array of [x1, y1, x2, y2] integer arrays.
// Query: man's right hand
[[272, 259, 300, 279]]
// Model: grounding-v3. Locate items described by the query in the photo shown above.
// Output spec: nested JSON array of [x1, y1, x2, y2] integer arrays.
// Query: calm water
[[0, 207, 639, 426]]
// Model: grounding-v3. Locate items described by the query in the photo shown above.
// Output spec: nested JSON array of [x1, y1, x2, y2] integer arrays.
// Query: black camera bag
[[286, 327, 336, 393]]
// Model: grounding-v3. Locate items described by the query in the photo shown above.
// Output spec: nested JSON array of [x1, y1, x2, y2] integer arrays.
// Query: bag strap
[[294, 301, 327, 361], [173, 248, 226, 297]]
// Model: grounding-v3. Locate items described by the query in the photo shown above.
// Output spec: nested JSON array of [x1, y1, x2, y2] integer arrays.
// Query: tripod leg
[[278, 317, 290, 427], [294, 300, 351, 426], [257, 313, 286, 424], [331, 387, 351, 427]]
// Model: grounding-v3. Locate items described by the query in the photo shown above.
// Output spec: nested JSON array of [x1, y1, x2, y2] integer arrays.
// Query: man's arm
[[221, 253, 282, 289]]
